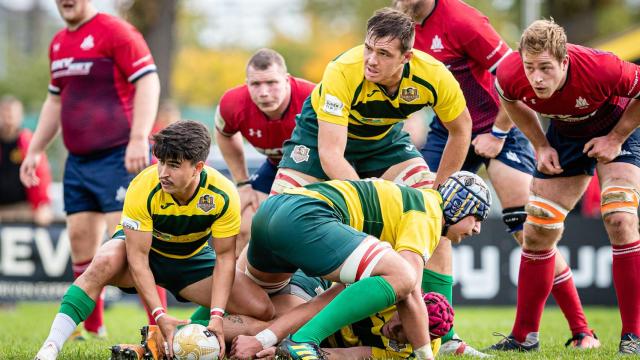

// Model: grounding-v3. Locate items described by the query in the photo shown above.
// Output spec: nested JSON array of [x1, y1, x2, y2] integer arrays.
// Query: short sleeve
[[395, 211, 430, 259], [495, 56, 518, 102], [456, 14, 512, 73], [120, 177, 153, 232], [109, 20, 156, 83], [214, 93, 239, 136], [211, 180, 241, 238], [613, 59, 640, 99], [314, 63, 352, 126], [432, 65, 466, 122], [48, 38, 61, 95]]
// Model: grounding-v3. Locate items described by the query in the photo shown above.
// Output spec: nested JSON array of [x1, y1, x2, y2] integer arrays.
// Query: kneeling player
[[35, 121, 275, 360]]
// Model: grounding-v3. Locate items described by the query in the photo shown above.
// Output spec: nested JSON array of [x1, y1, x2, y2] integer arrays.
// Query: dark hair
[[152, 120, 211, 164], [366, 7, 415, 53], [246, 48, 287, 73]]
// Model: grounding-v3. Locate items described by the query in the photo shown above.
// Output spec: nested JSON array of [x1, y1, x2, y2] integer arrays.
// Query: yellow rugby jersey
[[283, 179, 442, 260], [298, 45, 465, 141], [325, 305, 441, 358], [116, 165, 241, 259]]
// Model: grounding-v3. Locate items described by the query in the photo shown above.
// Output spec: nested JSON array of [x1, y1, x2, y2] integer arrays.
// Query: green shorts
[[279, 122, 422, 179], [112, 234, 216, 302], [272, 269, 333, 301], [248, 195, 367, 277]]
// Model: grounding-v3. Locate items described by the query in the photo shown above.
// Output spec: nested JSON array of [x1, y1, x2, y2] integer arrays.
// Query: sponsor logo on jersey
[[51, 61, 94, 79], [575, 96, 589, 109], [80, 35, 94, 50], [430, 35, 444, 52], [197, 194, 216, 213], [122, 216, 140, 231], [291, 145, 310, 164], [115, 186, 127, 202], [323, 94, 344, 116], [400, 87, 419, 102], [248, 128, 263, 138]]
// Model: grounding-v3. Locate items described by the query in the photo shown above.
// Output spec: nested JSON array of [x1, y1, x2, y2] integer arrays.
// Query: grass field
[[0, 302, 624, 359]]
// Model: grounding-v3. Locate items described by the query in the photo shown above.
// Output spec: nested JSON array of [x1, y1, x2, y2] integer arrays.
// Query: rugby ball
[[173, 324, 220, 360]]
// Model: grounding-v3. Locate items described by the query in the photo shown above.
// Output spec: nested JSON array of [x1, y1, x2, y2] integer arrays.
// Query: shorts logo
[[323, 94, 344, 116], [115, 186, 127, 202], [506, 151, 521, 164], [122, 217, 140, 231], [197, 194, 216, 213], [400, 87, 419, 102], [291, 145, 310, 163]]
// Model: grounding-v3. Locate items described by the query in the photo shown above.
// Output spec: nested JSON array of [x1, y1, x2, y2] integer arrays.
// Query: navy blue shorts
[[534, 125, 640, 179], [251, 160, 278, 194], [63, 146, 136, 214], [422, 120, 536, 175]]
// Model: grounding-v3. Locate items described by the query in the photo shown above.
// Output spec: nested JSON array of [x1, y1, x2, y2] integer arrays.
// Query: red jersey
[[496, 44, 640, 138], [414, 0, 512, 133], [214, 76, 315, 164], [48, 13, 156, 155]]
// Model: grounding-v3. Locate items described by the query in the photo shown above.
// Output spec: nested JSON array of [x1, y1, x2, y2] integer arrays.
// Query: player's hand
[[238, 184, 259, 212], [583, 134, 623, 163], [536, 145, 563, 175], [472, 133, 505, 159], [125, 137, 150, 174], [19, 152, 41, 187], [230, 335, 263, 359], [157, 314, 190, 358], [208, 316, 226, 359], [256, 346, 276, 359]]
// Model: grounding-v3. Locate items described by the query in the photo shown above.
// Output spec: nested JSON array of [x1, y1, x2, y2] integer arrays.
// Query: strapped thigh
[[525, 195, 569, 230], [601, 186, 640, 216], [393, 163, 436, 189], [339, 237, 392, 284], [270, 168, 311, 196], [244, 268, 291, 294]]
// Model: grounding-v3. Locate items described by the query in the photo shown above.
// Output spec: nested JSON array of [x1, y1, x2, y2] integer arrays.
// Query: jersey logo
[[248, 128, 263, 138], [115, 186, 127, 202], [400, 87, 419, 102], [291, 145, 310, 164], [366, 89, 380, 97], [323, 94, 344, 116], [80, 35, 95, 50], [430, 35, 444, 52], [197, 194, 216, 213], [52, 43, 60, 52], [160, 203, 175, 209], [122, 216, 140, 231], [575, 96, 589, 109]]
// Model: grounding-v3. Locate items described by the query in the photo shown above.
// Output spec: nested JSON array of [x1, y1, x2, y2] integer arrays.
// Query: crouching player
[[239, 172, 491, 360], [34, 121, 274, 360]]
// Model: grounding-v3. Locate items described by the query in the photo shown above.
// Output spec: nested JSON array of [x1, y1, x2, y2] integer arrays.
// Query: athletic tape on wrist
[[255, 329, 278, 349]]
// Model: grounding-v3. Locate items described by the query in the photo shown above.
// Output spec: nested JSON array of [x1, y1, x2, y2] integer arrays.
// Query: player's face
[[157, 159, 202, 195], [55, 0, 92, 26], [445, 216, 481, 244], [522, 50, 569, 99], [246, 65, 290, 116], [0, 102, 22, 138], [363, 35, 411, 87], [381, 314, 409, 344], [393, 0, 431, 22]]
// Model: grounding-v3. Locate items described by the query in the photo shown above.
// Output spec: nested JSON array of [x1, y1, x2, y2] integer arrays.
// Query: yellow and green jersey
[[299, 44, 466, 141], [115, 165, 241, 259], [283, 179, 442, 260], [325, 305, 441, 358]]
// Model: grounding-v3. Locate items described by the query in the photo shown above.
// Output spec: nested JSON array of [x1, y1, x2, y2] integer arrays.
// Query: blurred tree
[[118, 0, 179, 100]]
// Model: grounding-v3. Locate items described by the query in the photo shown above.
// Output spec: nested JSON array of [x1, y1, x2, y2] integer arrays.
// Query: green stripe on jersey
[[351, 100, 426, 119], [349, 181, 383, 238], [151, 233, 210, 257], [411, 75, 438, 107], [147, 184, 162, 215], [400, 186, 426, 213], [306, 183, 350, 224], [152, 214, 215, 236], [208, 185, 229, 220]]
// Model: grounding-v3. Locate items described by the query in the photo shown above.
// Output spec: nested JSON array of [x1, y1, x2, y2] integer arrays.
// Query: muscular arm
[[318, 120, 359, 180], [210, 236, 237, 312], [609, 99, 640, 143], [435, 108, 472, 186], [124, 228, 163, 311], [126, 73, 160, 173], [215, 130, 250, 183], [27, 93, 61, 155], [500, 98, 547, 149], [396, 250, 430, 352]]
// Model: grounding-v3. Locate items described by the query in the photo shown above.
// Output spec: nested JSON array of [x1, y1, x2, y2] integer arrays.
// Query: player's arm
[[584, 99, 640, 163], [127, 73, 160, 174], [396, 250, 433, 359], [208, 235, 237, 358], [471, 106, 514, 159], [318, 120, 359, 180], [215, 130, 250, 184], [20, 93, 61, 188], [435, 108, 471, 187]]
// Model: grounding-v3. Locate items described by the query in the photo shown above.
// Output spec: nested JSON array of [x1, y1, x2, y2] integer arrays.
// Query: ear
[[402, 50, 413, 64], [194, 161, 205, 174], [561, 56, 569, 70]]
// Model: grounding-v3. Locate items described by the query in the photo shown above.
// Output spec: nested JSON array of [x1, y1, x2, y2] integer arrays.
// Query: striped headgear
[[438, 171, 491, 225]]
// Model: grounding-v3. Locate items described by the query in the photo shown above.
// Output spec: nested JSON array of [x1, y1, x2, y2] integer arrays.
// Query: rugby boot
[[109, 344, 145, 360], [141, 325, 168, 360], [275, 337, 327, 360], [34, 341, 58, 360], [486, 332, 539, 352], [619, 333, 640, 354], [564, 331, 601, 349]]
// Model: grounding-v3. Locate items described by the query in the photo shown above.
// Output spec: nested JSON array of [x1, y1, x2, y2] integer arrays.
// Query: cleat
[[70, 325, 108, 341], [109, 344, 145, 360], [141, 325, 167, 360], [486, 332, 539, 352], [619, 333, 640, 354], [440, 335, 491, 357], [34, 341, 58, 360], [564, 331, 601, 349], [275, 337, 327, 360]]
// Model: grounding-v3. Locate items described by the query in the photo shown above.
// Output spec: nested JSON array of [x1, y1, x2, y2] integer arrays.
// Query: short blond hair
[[519, 19, 567, 62]]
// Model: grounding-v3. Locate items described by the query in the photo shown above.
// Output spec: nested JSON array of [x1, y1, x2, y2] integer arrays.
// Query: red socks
[[612, 240, 640, 336], [512, 249, 556, 342], [551, 267, 590, 335], [73, 259, 104, 334]]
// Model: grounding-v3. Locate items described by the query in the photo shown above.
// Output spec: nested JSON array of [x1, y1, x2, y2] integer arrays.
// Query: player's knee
[[600, 185, 639, 218], [339, 237, 392, 284], [393, 163, 435, 189], [502, 206, 527, 234], [390, 266, 417, 301], [269, 168, 310, 196], [525, 195, 568, 231]]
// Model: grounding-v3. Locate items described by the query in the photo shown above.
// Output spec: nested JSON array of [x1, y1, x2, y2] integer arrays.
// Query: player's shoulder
[[331, 45, 364, 67], [203, 166, 236, 196], [127, 165, 161, 199], [410, 49, 452, 81], [496, 51, 523, 80], [291, 76, 316, 94], [92, 13, 136, 31], [444, 0, 487, 24], [568, 43, 622, 75]]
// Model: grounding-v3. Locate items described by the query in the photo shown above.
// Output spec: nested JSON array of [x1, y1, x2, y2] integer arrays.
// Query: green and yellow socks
[[44, 284, 96, 351], [422, 268, 455, 343]]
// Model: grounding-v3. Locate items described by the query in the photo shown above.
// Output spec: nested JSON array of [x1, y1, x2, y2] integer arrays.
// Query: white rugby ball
[[173, 324, 220, 360]]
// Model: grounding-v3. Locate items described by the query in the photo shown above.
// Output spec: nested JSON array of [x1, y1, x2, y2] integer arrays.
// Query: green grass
[[0, 303, 625, 359]]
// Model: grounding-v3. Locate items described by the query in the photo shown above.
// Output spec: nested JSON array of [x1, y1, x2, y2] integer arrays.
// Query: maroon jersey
[[414, 0, 512, 133], [215, 76, 315, 164], [496, 44, 640, 138], [48, 13, 156, 155]]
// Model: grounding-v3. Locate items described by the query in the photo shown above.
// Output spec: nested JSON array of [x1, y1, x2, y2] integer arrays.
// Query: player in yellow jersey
[[237, 171, 490, 360], [35, 121, 274, 360], [272, 7, 471, 195]]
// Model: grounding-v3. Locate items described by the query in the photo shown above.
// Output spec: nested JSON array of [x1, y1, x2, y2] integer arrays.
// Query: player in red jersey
[[21, 0, 165, 340], [489, 20, 640, 354], [214, 48, 315, 255], [394, 0, 596, 354]]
